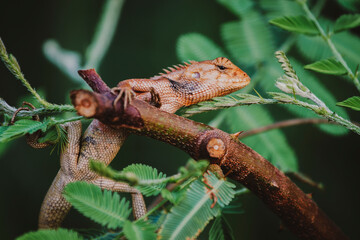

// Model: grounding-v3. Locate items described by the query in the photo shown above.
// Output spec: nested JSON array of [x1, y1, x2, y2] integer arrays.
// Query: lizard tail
[[38, 170, 72, 229]]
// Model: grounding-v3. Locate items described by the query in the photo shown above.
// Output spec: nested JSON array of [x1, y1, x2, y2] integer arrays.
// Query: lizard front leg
[[92, 177, 147, 219], [38, 121, 82, 229]]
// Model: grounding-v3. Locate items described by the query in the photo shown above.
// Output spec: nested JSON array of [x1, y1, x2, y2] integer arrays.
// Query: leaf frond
[[123, 220, 157, 240], [16, 228, 82, 240], [176, 33, 227, 62], [0, 119, 48, 143], [221, 11, 274, 65], [63, 181, 132, 229], [209, 216, 235, 240], [122, 164, 167, 196], [337, 96, 360, 111], [158, 172, 235, 240], [270, 15, 319, 35]]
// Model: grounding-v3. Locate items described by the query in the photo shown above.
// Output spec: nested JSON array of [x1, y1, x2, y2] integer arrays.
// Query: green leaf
[[223, 106, 298, 172], [334, 14, 360, 33], [337, 0, 360, 12], [296, 35, 331, 61], [216, 0, 253, 17], [63, 181, 132, 229], [209, 216, 235, 240], [159, 172, 235, 240], [122, 164, 167, 196], [221, 11, 274, 65], [333, 31, 360, 70], [16, 228, 82, 240], [285, 58, 349, 135], [304, 58, 347, 75], [75, 228, 118, 240], [259, 0, 302, 19], [0, 119, 48, 143], [337, 96, 360, 111], [297, 26, 360, 71], [123, 220, 157, 240], [269, 15, 319, 35], [161, 188, 186, 204], [176, 33, 227, 62]]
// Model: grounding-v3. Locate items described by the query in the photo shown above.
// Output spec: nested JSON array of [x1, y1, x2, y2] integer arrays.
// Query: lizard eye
[[192, 72, 200, 78], [217, 65, 227, 70]]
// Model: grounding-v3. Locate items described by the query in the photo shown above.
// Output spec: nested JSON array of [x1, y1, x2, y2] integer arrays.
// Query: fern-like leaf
[[304, 58, 347, 75], [216, 0, 253, 17], [259, 0, 302, 19], [296, 35, 331, 61], [336, 0, 360, 12], [221, 11, 274, 66], [123, 220, 157, 240], [17, 228, 82, 240], [269, 15, 319, 35], [0, 119, 48, 142], [122, 164, 167, 196], [332, 31, 360, 70], [176, 33, 227, 62], [63, 181, 132, 229], [158, 172, 235, 240], [337, 96, 360, 111], [209, 216, 235, 240], [334, 14, 360, 33]]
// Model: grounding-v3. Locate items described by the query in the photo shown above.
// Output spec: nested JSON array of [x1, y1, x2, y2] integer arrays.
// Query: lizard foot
[[111, 86, 136, 109], [10, 101, 39, 124], [203, 171, 220, 209], [149, 87, 162, 108]]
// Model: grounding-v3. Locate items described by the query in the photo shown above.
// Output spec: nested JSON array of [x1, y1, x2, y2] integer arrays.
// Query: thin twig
[[239, 118, 336, 139]]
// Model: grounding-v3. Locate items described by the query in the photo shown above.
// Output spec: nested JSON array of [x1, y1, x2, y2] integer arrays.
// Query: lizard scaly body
[[29, 57, 250, 228]]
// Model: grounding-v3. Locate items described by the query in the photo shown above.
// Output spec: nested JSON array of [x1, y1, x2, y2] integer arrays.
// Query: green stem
[[0, 99, 75, 117], [84, 0, 125, 69], [299, 1, 360, 92], [183, 94, 360, 135], [139, 199, 168, 221], [0, 38, 52, 107], [234, 188, 250, 196], [138, 173, 182, 186], [52, 116, 84, 125]]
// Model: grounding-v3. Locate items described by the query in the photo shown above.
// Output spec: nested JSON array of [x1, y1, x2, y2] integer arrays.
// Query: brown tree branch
[[72, 69, 348, 240]]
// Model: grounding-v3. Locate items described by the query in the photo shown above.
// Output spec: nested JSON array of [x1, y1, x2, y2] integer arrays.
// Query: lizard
[[25, 57, 250, 229]]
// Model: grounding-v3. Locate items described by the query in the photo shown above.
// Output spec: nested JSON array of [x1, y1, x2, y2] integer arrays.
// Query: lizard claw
[[203, 171, 219, 209], [111, 86, 136, 109], [10, 101, 39, 124]]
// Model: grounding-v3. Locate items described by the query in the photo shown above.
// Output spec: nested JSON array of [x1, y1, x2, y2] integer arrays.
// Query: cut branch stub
[[70, 89, 144, 129], [207, 138, 226, 159]]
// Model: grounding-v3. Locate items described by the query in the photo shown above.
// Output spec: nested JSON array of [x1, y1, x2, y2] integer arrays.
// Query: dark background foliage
[[0, 0, 359, 239]]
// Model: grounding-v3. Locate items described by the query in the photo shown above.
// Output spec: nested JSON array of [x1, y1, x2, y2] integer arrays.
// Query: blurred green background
[[0, 0, 359, 239]]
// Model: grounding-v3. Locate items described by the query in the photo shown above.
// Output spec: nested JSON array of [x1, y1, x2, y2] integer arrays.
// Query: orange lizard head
[[182, 57, 251, 96]]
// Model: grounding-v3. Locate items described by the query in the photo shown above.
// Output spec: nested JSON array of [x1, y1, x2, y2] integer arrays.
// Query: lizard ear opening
[[192, 72, 200, 78]]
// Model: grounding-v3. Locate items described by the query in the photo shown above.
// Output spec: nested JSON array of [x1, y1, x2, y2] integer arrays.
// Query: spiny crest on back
[[151, 60, 197, 80]]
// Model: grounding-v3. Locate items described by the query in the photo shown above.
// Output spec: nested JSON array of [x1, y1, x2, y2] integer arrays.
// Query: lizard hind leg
[[38, 171, 72, 229]]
